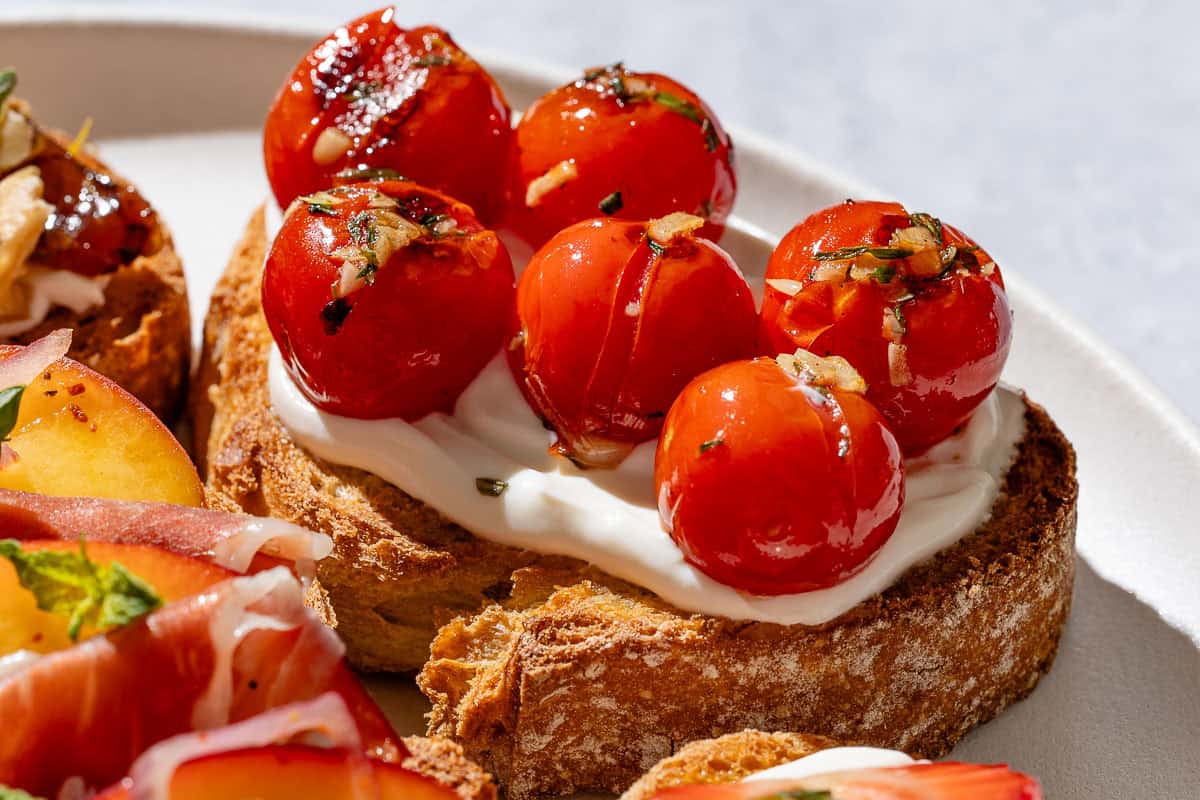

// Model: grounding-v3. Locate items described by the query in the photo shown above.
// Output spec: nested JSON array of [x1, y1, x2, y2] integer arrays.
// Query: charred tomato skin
[[261, 180, 515, 420], [263, 8, 512, 223], [654, 356, 904, 594], [507, 64, 735, 249], [509, 215, 756, 467], [759, 200, 1011, 455]]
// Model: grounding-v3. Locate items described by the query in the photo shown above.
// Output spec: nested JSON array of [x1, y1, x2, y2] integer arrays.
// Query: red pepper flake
[[89, 423, 97, 433], [68, 404, 88, 423], [67, 383, 86, 396], [41, 371, 51, 380], [43, 390, 57, 397], [31, 632, 43, 643]]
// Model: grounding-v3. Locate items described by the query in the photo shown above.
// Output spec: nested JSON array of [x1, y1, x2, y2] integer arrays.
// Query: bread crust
[[195, 211, 1078, 799], [4, 126, 190, 421], [403, 735, 497, 800], [620, 730, 841, 800]]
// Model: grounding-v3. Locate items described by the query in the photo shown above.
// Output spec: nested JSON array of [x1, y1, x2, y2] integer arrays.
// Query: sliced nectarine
[[0, 539, 232, 656], [96, 745, 457, 800], [0, 346, 203, 505]]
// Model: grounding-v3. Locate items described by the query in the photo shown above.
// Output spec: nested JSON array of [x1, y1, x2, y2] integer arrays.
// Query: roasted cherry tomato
[[262, 180, 515, 420], [759, 200, 1011, 455], [263, 8, 513, 222], [509, 212, 756, 467], [655, 351, 904, 594], [507, 62, 735, 248]]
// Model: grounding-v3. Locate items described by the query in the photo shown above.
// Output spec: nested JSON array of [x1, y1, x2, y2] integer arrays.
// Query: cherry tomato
[[263, 8, 513, 223], [759, 200, 1011, 455], [509, 213, 756, 467], [261, 180, 514, 420], [655, 351, 904, 594], [507, 62, 735, 249]]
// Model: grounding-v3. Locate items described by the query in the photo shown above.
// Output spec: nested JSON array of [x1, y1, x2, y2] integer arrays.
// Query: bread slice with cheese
[[620, 730, 842, 800], [0, 98, 189, 420], [193, 209, 1077, 800]]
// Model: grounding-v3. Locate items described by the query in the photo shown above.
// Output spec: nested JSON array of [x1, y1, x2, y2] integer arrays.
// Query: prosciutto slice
[[0, 488, 332, 575], [0, 568, 401, 798]]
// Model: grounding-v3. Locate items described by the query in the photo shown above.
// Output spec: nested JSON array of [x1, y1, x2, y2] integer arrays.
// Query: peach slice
[[96, 745, 457, 800], [0, 346, 203, 505], [0, 539, 232, 656]]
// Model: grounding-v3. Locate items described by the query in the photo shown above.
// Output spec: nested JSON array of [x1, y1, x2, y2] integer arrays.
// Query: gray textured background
[[32, 0, 1200, 423]]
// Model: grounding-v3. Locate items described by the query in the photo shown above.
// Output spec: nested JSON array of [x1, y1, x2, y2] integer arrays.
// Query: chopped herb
[[598, 191, 623, 215], [892, 303, 908, 335], [0, 784, 42, 800], [872, 265, 896, 284], [356, 248, 379, 285], [699, 438, 725, 453], [308, 201, 336, 216], [700, 117, 719, 152], [814, 245, 913, 262], [908, 212, 943, 245], [321, 297, 352, 335], [347, 211, 377, 248], [336, 166, 407, 182], [414, 54, 452, 67], [647, 238, 667, 257], [475, 477, 508, 497], [0, 69, 15, 108], [653, 91, 703, 123], [0, 385, 24, 441], [0, 538, 161, 641], [583, 62, 623, 81], [300, 192, 342, 216], [419, 212, 449, 228], [341, 80, 380, 101]]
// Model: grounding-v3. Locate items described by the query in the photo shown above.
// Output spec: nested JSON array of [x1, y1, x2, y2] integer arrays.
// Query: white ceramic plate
[[1, 11, 1197, 798]]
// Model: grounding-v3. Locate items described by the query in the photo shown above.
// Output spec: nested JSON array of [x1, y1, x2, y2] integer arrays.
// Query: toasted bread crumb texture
[[620, 730, 843, 800], [416, 400, 1077, 799], [190, 207, 563, 672], [6, 129, 190, 421], [402, 735, 498, 800]]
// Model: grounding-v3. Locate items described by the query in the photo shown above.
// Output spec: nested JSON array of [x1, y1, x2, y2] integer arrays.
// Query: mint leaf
[[0, 539, 161, 640], [0, 69, 16, 108], [0, 385, 24, 441]]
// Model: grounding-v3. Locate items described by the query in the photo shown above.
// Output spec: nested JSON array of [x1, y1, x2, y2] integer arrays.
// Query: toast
[[1, 101, 189, 421], [194, 209, 1077, 798], [403, 735, 497, 800], [620, 730, 841, 800]]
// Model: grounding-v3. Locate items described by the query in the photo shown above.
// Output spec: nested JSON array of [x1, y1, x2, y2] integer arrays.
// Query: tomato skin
[[263, 9, 512, 222], [759, 200, 1012, 455], [655, 357, 904, 594], [507, 64, 735, 249], [261, 180, 515, 420], [509, 216, 756, 467]]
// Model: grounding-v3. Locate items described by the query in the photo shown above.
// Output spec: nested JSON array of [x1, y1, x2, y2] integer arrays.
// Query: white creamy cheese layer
[[0, 268, 108, 337], [268, 347, 1025, 625], [744, 746, 918, 782]]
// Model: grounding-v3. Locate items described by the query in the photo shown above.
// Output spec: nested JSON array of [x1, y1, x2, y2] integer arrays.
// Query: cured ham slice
[[0, 568, 401, 797], [0, 488, 332, 575]]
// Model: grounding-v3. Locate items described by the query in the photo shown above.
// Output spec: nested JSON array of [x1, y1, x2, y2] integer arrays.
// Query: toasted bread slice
[[403, 735, 497, 800], [621, 730, 841, 800], [3, 117, 189, 421], [194, 210, 1077, 798]]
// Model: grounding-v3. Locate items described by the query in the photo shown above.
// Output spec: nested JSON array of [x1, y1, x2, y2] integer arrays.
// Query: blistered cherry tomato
[[507, 63, 735, 249], [759, 200, 1011, 455], [509, 213, 756, 467], [655, 351, 904, 594], [263, 8, 512, 222], [261, 180, 514, 420]]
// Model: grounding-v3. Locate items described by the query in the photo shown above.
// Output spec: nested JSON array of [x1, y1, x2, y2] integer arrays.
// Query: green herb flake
[[872, 265, 896, 284], [583, 62, 623, 82], [908, 211, 943, 245], [475, 477, 508, 497], [813, 245, 913, 262], [347, 211, 377, 248], [356, 248, 379, 285], [0, 538, 161, 641], [414, 54, 452, 67], [700, 117, 719, 152], [0, 784, 43, 800], [646, 238, 667, 257], [598, 191, 623, 215], [653, 91, 703, 123], [699, 438, 725, 454], [0, 385, 24, 441], [341, 80, 380, 101], [0, 69, 15, 108], [336, 167, 407, 183], [893, 303, 908, 335], [419, 212, 449, 228]]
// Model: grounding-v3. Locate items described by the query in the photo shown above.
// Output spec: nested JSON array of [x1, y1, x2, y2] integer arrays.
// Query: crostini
[[0, 70, 190, 420], [190, 8, 1077, 799]]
